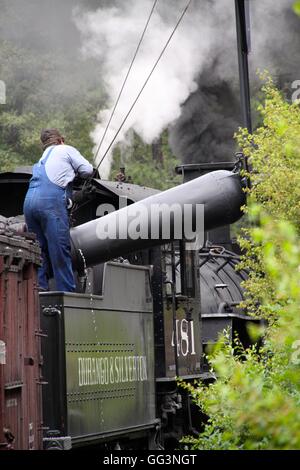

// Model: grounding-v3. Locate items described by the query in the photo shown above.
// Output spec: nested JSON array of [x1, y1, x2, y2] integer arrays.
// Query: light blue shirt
[[39, 144, 93, 188]]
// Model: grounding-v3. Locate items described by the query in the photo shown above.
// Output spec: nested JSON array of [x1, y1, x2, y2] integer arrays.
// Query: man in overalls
[[24, 129, 93, 292]]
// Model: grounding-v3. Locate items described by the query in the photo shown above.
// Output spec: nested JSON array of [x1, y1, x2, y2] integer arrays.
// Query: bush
[[180, 77, 300, 450], [237, 74, 300, 319]]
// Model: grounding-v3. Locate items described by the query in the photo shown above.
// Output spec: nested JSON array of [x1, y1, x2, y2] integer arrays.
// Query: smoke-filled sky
[[74, 0, 300, 174], [75, 0, 240, 175], [1, 0, 299, 177]]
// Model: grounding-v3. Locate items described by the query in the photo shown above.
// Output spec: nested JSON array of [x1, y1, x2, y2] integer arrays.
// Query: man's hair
[[40, 129, 64, 150]]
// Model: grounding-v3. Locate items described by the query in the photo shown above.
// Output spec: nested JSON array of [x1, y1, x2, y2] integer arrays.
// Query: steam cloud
[[75, 0, 300, 175], [1, 1, 299, 176], [75, 0, 227, 176], [173, 0, 300, 165]]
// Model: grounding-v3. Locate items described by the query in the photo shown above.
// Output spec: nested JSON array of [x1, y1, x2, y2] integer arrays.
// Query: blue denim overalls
[[23, 146, 75, 292]]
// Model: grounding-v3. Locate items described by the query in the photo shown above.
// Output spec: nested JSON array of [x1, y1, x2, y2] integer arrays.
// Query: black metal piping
[[235, 0, 252, 135]]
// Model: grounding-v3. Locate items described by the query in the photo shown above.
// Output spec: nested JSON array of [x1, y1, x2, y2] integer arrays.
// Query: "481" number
[[171, 319, 196, 357]]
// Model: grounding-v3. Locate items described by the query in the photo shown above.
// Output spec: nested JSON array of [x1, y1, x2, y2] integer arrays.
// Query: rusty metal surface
[[92, 179, 160, 203], [0, 230, 42, 450]]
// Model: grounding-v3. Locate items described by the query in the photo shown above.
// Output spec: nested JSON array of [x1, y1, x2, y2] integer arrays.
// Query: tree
[[0, 39, 105, 172], [110, 130, 181, 190], [180, 76, 300, 450], [237, 74, 300, 319]]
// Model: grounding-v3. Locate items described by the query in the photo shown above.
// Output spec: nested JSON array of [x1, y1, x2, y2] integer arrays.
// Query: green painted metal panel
[[41, 262, 156, 444]]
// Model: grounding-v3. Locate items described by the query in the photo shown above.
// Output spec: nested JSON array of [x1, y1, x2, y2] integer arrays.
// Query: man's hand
[[72, 183, 97, 205]]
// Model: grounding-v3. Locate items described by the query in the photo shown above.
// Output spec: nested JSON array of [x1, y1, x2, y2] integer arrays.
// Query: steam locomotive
[[0, 159, 256, 450]]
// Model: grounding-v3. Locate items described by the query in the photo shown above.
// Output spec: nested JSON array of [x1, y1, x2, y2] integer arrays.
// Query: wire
[[96, 0, 193, 175], [71, 1, 158, 220], [94, 0, 158, 164], [72, 0, 193, 218], [82, 0, 158, 192]]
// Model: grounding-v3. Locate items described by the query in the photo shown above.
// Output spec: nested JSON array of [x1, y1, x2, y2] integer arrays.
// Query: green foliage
[[0, 40, 105, 171], [181, 214, 300, 450], [236, 74, 300, 318], [181, 77, 300, 449], [0, 34, 177, 189], [110, 131, 181, 190], [293, 0, 300, 16]]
